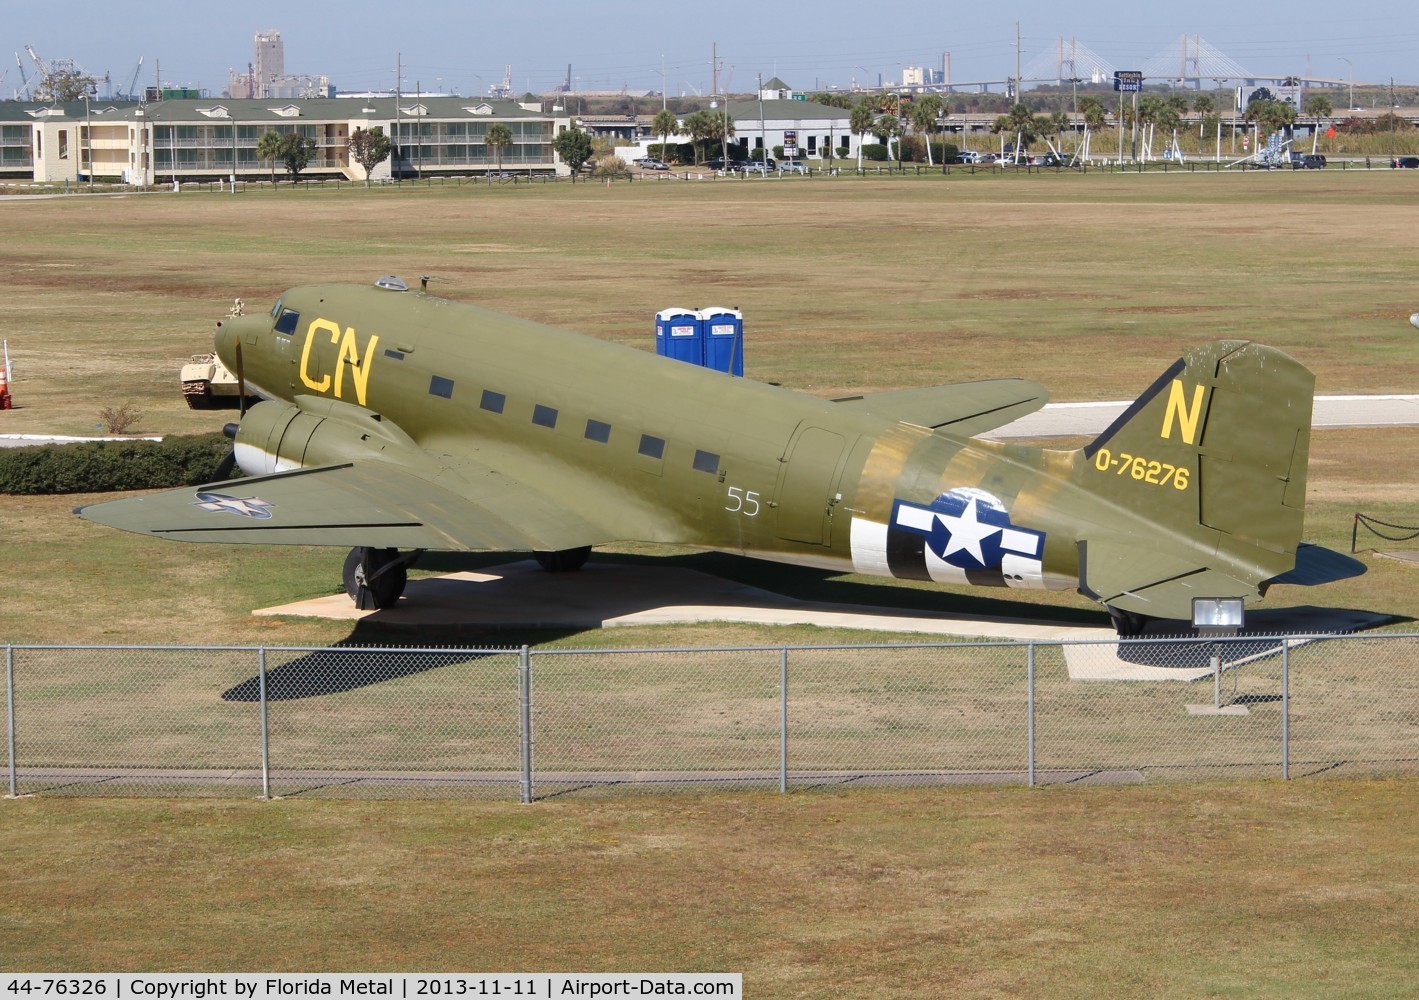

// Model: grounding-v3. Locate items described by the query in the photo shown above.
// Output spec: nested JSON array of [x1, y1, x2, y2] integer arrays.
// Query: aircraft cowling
[[232, 398, 424, 477]]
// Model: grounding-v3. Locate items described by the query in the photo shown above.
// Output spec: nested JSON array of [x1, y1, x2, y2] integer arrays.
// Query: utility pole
[[394, 52, 401, 183], [1013, 21, 1021, 103], [758, 72, 766, 170]]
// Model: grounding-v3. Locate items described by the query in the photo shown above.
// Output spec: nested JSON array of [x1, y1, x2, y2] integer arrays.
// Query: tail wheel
[[343, 546, 409, 610], [533, 546, 592, 573]]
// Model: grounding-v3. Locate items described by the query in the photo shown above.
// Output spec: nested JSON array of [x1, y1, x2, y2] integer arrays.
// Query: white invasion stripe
[[1000, 526, 1044, 559], [893, 503, 937, 533], [1001, 552, 1046, 589], [922, 546, 971, 585], [850, 517, 891, 577]]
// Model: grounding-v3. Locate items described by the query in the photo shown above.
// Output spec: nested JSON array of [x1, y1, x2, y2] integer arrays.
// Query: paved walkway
[[987, 394, 1419, 439]]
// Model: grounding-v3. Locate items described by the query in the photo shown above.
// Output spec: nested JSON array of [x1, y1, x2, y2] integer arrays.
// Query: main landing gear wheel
[[533, 545, 592, 573], [1108, 606, 1153, 638], [343, 546, 410, 610]]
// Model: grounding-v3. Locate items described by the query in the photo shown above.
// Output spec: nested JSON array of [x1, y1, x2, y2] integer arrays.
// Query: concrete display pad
[[255, 562, 1388, 682]]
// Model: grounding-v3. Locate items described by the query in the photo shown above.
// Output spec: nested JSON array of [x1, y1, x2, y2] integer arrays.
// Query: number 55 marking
[[726, 486, 761, 516]]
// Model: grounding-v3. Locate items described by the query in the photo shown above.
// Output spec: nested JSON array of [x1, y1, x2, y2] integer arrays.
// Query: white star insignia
[[937, 498, 1003, 565], [192, 492, 275, 519]]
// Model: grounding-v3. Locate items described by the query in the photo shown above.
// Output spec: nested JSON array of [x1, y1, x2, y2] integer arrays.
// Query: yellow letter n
[[1160, 379, 1205, 444]]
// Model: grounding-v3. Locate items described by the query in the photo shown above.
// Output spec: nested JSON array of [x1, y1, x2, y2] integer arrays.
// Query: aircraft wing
[[831, 378, 1049, 437], [74, 460, 609, 553]]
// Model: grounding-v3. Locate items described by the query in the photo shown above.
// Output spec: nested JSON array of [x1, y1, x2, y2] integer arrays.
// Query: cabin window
[[638, 434, 665, 459], [693, 450, 719, 474], [584, 419, 611, 443], [430, 375, 455, 399], [273, 309, 300, 335], [532, 404, 558, 429], [480, 389, 505, 413]]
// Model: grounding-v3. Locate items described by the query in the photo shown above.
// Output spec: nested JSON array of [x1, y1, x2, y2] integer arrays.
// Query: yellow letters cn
[[1160, 379, 1205, 445], [299, 318, 380, 406]]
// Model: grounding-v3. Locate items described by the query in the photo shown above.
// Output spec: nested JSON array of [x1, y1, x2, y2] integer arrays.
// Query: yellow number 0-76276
[[1092, 448, 1190, 490]]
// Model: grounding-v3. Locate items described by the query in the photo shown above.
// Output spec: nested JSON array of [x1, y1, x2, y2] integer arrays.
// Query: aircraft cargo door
[[775, 424, 847, 545]]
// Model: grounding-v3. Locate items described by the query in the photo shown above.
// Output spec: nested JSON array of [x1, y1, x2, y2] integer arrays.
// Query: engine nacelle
[[233, 398, 423, 477]]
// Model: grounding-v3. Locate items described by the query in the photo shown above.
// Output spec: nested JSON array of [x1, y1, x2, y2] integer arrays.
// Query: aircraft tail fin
[[1071, 340, 1319, 619]]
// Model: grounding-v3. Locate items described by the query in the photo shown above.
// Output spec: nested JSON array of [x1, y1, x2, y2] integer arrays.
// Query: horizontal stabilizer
[[832, 378, 1049, 437], [1080, 538, 1255, 618], [1266, 543, 1367, 587]]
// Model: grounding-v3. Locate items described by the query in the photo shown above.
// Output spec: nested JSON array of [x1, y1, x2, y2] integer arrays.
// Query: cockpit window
[[273, 309, 300, 335]]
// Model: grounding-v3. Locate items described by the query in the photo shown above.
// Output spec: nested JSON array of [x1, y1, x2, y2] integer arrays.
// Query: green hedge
[[0, 434, 234, 495]]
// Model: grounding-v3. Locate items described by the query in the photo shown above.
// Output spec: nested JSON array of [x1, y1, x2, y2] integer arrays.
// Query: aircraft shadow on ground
[[416, 549, 1113, 629], [221, 620, 578, 701]]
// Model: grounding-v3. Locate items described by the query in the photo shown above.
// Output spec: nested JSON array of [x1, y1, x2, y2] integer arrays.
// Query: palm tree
[[485, 123, 513, 172], [257, 130, 282, 183], [681, 110, 714, 165], [1049, 110, 1071, 153], [651, 109, 679, 163], [849, 101, 875, 169], [875, 114, 903, 166], [911, 94, 943, 165]]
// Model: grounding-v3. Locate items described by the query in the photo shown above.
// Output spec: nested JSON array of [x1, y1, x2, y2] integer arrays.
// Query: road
[[987, 394, 1419, 439]]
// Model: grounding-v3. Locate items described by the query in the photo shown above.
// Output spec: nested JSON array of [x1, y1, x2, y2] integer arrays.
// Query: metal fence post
[[258, 647, 271, 800], [6, 645, 15, 799], [519, 646, 533, 804], [1282, 639, 1290, 781], [779, 648, 788, 794], [1027, 643, 1036, 788]]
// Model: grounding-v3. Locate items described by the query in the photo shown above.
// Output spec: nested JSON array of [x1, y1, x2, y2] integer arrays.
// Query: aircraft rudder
[[1072, 339, 1315, 576]]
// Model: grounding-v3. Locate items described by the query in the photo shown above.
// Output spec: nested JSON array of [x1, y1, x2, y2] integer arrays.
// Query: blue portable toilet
[[655, 307, 702, 366], [699, 306, 744, 376]]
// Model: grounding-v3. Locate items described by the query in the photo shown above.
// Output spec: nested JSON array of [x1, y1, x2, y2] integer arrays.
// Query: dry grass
[[5, 175, 1419, 992], [2, 175, 1419, 642], [3, 784, 1418, 996]]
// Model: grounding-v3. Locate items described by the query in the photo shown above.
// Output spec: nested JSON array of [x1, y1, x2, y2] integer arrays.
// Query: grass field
[[3, 785, 1418, 996], [4, 173, 1419, 990]]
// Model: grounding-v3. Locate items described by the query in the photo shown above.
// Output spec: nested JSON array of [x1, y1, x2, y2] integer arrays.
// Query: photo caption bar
[[1, 976, 742, 1000]]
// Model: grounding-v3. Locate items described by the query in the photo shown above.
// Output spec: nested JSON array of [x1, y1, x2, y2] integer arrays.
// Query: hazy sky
[[7, 0, 1415, 98]]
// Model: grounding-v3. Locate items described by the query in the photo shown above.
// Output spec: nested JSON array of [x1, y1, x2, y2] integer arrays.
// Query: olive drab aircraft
[[77, 277, 1364, 635]]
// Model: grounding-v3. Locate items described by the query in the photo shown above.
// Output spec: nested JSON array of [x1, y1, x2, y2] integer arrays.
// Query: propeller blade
[[234, 341, 248, 417], [213, 447, 237, 482]]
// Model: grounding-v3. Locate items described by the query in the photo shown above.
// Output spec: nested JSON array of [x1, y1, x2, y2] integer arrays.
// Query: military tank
[[181, 298, 253, 409], [180, 352, 246, 409]]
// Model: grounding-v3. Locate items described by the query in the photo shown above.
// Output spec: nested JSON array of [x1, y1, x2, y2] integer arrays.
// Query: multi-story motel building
[[1, 96, 573, 185]]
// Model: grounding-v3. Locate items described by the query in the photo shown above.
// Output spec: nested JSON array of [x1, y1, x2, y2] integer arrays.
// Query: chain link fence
[[5, 634, 1418, 801]]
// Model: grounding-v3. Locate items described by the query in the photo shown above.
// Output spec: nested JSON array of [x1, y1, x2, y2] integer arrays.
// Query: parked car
[[1393, 157, 1419, 169], [638, 158, 670, 171], [706, 156, 746, 171], [1037, 152, 1066, 168], [1290, 153, 1326, 170], [742, 158, 777, 174], [778, 161, 810, 174]]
